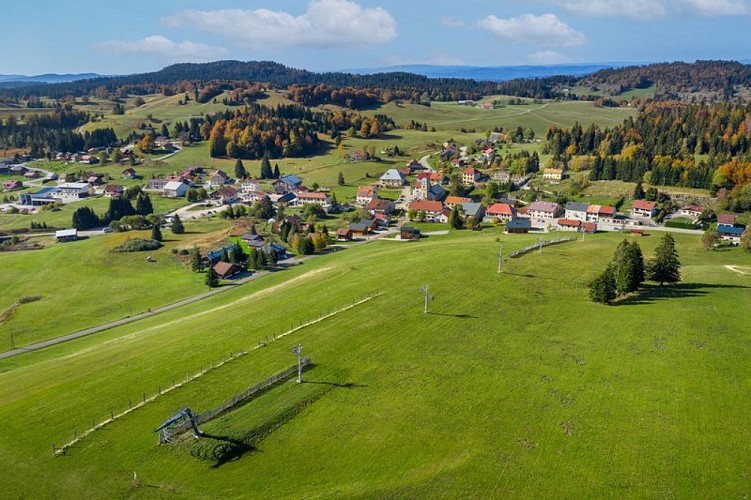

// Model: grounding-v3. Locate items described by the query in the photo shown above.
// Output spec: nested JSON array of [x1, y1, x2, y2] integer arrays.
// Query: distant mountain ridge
[[346, 63, 637, 81], [0, 73, 104, 85]]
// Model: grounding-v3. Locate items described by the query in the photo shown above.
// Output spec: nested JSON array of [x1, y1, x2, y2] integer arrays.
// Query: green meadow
[[1, 229, 750, 497]]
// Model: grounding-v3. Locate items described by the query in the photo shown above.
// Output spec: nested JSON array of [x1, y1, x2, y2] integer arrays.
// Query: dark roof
[[349, 222, 370, 232], [565, 201, 589, 212], [506, 219, 532, 229], [401, 226, 420, 234], [206, 244, 238, 262], [718, 225, 745, 236]]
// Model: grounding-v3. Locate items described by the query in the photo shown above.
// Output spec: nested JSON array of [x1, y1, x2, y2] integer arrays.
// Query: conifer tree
[[189, 246, 203, 272], [589, 264, 616, 304], [647, 233, 681, 286], [205, 266, 219, 289], [260, 152, 273, 179], [151, 223, 163, 242], [171, 214, 185, 234], [234, 158, 248, 180]]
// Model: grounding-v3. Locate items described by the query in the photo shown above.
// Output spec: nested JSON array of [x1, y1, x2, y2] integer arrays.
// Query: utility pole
[[292, 344, 304, 383], [538, 236, 544, 253], [419, 284, 434, 314], [496, 244, 504, 273], [10, 329, 15, 350]]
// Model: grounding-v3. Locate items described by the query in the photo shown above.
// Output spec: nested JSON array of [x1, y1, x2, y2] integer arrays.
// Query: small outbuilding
[[55, 228, 78, 243]]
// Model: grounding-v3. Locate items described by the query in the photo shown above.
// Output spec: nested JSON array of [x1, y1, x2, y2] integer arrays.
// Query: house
[[210, 186, 239, 205], [241, 233, 264, 248], [365, 198, 395, 215], [147, 178, 169, 191], [103, 184, 124, 198], [24, 170, 40, 179], [444, 196, 472, 208], [372, 213, 391, 227], [349, 150, 367, 162], [356, 186, 378, 206], [241, 179, 262, 193], [294, 191, 331, 210], [528, 201, 563, 225], [349, 222, 372, 236], [204, 244, 240, 265], [581, 222, 597, 234], [240, 190, 268, 204], [632, 200, 657, 218], [717, 213, 736, 227], [58, 182, 90, 201], [718, 224, 745, 245], [586, 204, 616, 224], [279, 174, 303, 190], [213, 261, 243, 279], [417, 171, 448, 185], [461, 167, 481, 186], [207, 169, 229, 188], [505, 218, 532, 234], [679, 204, 703, 219], [412, 178, 446, 201], [542, 168, 564, 181], [269, 192, 296, 205], [557, 218, 582, 231], [409, 200, 444, 221], [163, 181, 189, 198], [80, 155, 98, 165], [122, 168, 137, 180], [3, 180, 23, 191], [87, 175, 103, 186], [564, 202, 589, 222], [379, 169, 406, 188], [460, 202, 486, 221], [262, 242, 288, 261], [400, 226, 421, 240], [336, 228, 353, 241], [434, 208, 452, 224], [272, 216, 304, 235], [20, 187, 60, 206], [485, 203, 516, 222], [55, 228, 78, 243], [10, 165, 28, 175], [45, 172, 58, 182]]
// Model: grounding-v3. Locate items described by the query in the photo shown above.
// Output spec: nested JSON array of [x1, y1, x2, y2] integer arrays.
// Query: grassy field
[[0, 218, 230, 348], [1, 228, 750, 497]]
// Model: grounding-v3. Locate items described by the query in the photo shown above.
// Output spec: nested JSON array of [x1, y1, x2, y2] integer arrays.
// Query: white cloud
[[477, 13, 586, 47], [440, 16, 465, 28], [556, 0, 748, 19], [95, 35, 227, 61], [164, 0, 397, 49], [528, 51, 571, 64]]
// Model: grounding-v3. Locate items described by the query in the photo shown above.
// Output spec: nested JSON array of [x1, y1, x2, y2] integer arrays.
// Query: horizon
[[6, 0, 751, 75]]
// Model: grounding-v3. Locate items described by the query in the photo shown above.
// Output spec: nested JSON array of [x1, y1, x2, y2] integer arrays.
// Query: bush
[[112, 238, 163, 252]]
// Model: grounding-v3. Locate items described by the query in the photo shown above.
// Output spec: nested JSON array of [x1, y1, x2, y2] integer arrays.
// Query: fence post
[[143, 392, 146, 403], [111, 409, 114, 419]]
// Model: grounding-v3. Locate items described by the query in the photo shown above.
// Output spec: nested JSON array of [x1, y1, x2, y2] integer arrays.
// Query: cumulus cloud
[[95, 35, 227, 61], [440, 16, 465, 28], [477, 13, 586, 47], [528, 51, 571, 64], [163, 0, 397, 49], [555, 0, 748, 19]]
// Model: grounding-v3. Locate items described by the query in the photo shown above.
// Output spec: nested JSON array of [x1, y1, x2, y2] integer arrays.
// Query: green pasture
[[0, 229, 750, 497]]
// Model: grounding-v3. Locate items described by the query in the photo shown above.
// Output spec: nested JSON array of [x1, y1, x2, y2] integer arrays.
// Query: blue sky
[[7, 0, 751, 74]]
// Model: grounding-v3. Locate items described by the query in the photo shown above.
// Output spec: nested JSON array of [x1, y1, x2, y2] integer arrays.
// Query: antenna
[[419, 284, 434, 314], [292, 344, 304, 383], [496, 244, 504, 274]]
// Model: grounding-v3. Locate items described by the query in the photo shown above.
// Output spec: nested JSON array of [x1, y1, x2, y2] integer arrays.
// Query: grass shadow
[[303, 380, 367, 388], [427, 312, 478, 319], [618, 282, 750, 306]]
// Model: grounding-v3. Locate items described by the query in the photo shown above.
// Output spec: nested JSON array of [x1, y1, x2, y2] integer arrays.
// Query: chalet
[[147, 178, 168, 191], [718, 224, 745, 245], [406, 160, 424, 172], [122, 168, 137, 180], [460, 202, 486, 221], [379, 169, 406, 188], [241, 233, 264, 249], [24, 170, 40, 179], [564, 202, 589, 222], [87, 175, 103, 186], [542, 168, 564, 181], [586, 204, 616, 224], [557, 218, 582, 231], [444, 196, 472, 208], [409, 200, 444, 220], [3, 180, 23, 191], [461, 167, 481, 186], [163, 181, 189, 198], [356, 186, 378, 206], [240, 190, 267, 204], [20, 187, 60, 206], [103, 184, 124, 198], [717, 213, 736, 227], [528, 201, 562, 225], [210, 186, 239, 205], [505, 218, 532, 234], [372, 213, 391, 228], [349, 221, 373, 236], [204, 244, 240, 266], [55, 228, 78, 243], [279, 174, 303, 190], [213, 261, 242, 279], [294, 191, 331, 210], [80, 155, 98, 165], [241, 179, 262, 193], [417, 172, 448, 185], [336, 228, 353, 241], [581, 222, 597, 234], [679, 204, 703, 219], [400, 226, 421, 240], [10, 165, 28, 175], [262, 242, 288, 261], [632, 200, 657, 218], [365, 198, 395, 215], [207, 169, 229, 188], [485, 203, 516, 222], [350, 150, 367, 162]]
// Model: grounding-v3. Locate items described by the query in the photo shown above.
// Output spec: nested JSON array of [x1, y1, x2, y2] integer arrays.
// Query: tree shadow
[[618, 282, 750, 306], [303, 380, 367, 388], [428, 312, 478, 319]]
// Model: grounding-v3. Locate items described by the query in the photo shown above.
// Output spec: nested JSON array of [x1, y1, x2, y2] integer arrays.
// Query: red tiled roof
[[558, 218, 581, 228], [528, 201, 560, 213], [297, 191, 328, 200], [409, 200, 444, 212], [486, 203, 515, 216], [717, 213, 736, 225], [598, 205, 616, 216], [445, 196, 471, 205], [633, 200, 656, 210]]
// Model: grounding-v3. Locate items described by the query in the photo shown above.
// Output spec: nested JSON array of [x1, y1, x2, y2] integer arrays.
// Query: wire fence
[[508, 237, 577, 258]]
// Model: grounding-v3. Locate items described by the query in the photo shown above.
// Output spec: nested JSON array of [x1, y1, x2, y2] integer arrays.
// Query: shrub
[[112, 238, 162, 252]]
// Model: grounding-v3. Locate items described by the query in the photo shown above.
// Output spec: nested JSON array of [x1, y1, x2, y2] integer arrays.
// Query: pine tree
[[171, 214, 185, 234], [151, 223, 163, 242], [221, 247, 229, 263], [234, 158, 248, 180], [273, 163, 280, 179], [589, 265, 616, 304], [647, 233, 681, 286], [337, 171, 345, 186], [449, 205, 464, 230], [260, 152, 273, 179], [633, 180, 645, 200], [205, 266, 220, 289], [229, 245, 246, 265], [613, 239, 644, 295], [136, 192, 153, 216], [258, 196, 274, 220], [189, 246, 203, 272], [248, 248, 260, 270]]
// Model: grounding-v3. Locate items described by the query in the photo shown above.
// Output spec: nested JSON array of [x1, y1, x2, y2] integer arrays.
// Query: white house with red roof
[[528, 201, 562, 224], [294, 191, 331, 210], [632, 200, 657, 218], [678, 204, 703, 219], [356, 186, 378, 206], [461, 167, 481, 186], [485, 202, 517, 222]]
